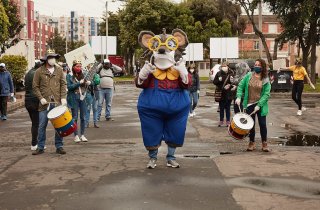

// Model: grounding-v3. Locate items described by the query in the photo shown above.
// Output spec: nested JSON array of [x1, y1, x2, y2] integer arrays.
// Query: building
[[34, 12, 54, 59], [40, 12, 100, 45], [239, 15, 297, 65]]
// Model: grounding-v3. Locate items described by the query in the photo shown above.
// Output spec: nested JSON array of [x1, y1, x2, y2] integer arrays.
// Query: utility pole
[[105, 1, 109, 60]]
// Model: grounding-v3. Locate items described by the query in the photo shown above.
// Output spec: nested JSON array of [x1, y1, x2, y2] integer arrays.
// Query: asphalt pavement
[[0, 84, 319, 210]]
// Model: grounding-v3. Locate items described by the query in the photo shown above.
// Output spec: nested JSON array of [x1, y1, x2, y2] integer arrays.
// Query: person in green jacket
[[235, 58, 271, 152]]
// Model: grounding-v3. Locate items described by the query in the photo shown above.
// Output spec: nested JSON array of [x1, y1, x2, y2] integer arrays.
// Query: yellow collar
[[152, 67, 180, 80]]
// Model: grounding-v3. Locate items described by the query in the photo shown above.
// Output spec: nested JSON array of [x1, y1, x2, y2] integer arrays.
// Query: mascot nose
[[158, 48, 165, 54]]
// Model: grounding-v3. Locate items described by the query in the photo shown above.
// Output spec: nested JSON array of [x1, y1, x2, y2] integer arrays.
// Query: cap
[[103, 59, 111, 64], [0, 63, 5, 67]]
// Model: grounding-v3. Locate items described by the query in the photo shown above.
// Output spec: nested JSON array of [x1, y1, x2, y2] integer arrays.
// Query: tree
[[237, 0, 273, 65], [265, 0, 320, 83], [0, 55, 28, 88], [0, 3, 9, 47], [0, 0, 24, 55], [47, 29, 86, 62]]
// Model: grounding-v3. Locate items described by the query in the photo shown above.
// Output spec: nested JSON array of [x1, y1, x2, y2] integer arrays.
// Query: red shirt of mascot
[[136, 29, 192, 169]]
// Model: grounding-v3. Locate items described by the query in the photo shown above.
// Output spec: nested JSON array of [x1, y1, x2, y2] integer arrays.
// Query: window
[[254, 41, 259, 50], [269, 24, 278, 33]]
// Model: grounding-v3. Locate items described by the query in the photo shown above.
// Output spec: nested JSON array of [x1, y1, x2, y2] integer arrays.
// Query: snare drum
[[228, 112, 254, 140], [47, 106, 77, 137]]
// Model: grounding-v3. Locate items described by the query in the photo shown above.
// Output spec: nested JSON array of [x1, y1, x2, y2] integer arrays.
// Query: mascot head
[[138, 28, 189, 70]]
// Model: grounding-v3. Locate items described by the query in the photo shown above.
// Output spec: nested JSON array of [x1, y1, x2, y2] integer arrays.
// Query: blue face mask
[[254, 66, 262, 73]]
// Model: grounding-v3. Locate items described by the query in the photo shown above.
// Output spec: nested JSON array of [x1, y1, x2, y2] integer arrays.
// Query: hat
[[40, 49, 60, 62], [295, 57, 302, 64], [103, 59, 110, 64], [0, 63, 5, 67], [73, 60, 82, 65]]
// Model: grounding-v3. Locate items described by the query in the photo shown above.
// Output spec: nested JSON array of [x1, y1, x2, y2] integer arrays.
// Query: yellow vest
[[152, 67, 180, 80]]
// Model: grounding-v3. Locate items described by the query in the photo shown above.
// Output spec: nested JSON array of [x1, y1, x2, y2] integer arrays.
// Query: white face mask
[[47, 58, 56, 66], [221, 67, 228, 72], [190, 69, 194, 73]]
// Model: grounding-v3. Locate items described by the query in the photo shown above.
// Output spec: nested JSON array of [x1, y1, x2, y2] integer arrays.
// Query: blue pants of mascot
[[137, 79, 190, 149]]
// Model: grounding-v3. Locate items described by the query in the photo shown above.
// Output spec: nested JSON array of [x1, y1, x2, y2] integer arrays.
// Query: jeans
[[189, 91, 198, 113], [37, 104, 63, 150], [25, 98, 39, 146], [219, 98, 232, 121], [292, 80, 304, 110], [98, 88, 113, 119], [148, 146, 176, 161], [71, 97, 87, 136], [85, 92, 98, 125], [246, 103, 267, 142], [0, 96, 8, 117]]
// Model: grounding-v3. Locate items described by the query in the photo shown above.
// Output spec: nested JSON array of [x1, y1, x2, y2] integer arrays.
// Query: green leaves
[[0, 55, 27, 85]]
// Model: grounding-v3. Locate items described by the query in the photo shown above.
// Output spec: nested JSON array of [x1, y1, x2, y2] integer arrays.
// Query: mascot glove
[[85, 81, 91, 86], [174, 58, 188, 84], [61, 99, 67, 106], [235, 98, 241, 106], [254, 106, 260, 113], [139, 61, 156, 81], [40, 98, 48, 105], [10, 93, 14, 97]]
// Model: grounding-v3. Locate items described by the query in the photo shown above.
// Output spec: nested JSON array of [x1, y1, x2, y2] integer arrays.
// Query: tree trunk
[[310, 41, 317, 84], [273, 38, 280, 61]]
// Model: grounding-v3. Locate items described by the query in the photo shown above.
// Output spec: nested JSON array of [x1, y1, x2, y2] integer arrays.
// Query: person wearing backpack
[[97, 59, 123, 121]]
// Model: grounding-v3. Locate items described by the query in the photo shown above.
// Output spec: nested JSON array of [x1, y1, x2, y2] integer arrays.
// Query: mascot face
[[138, 29, 189, 70]]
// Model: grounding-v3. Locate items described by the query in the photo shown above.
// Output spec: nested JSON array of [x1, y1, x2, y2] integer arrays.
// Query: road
[[0, 84, 319, 210]]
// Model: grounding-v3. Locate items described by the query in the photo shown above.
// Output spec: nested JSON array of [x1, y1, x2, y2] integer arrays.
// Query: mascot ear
[[138, 31, 155, 49], [172, 29, 189, 48]]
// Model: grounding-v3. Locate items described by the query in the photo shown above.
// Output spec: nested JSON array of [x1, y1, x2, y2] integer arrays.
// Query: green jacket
[[236, 72, 271, 116]]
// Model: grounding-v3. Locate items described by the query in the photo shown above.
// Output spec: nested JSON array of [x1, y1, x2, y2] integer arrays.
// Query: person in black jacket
[[188, 64, 200, 117], [24, 60, 43, 151], [213, 62, 234, 127]]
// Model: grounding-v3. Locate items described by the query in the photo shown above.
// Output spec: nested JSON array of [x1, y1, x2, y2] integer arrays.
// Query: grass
[[114, 75, 135, 81], [304, 78, 320, 93], [200, 76, 209, 81]]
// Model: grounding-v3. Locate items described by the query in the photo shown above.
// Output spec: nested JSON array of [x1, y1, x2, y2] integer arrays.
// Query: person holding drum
[[213, 62, 234, 127], [67, 60, 93, 143], [32, 49, 67, 155], [235, 59, 271, 152]]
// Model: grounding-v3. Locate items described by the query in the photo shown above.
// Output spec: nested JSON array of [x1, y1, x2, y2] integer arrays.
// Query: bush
[[0, 55, 28, 90]]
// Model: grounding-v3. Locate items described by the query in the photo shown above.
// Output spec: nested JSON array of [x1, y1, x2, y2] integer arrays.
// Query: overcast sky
[[33, 0, 182, 18]]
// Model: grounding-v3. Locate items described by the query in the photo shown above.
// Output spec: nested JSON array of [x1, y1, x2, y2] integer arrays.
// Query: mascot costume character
[[135, 28, 191, 169]]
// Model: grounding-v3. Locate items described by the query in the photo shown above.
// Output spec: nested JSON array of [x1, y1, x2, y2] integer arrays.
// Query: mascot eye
[[167, 40, 176, 48], [165, 37, 179, 51]]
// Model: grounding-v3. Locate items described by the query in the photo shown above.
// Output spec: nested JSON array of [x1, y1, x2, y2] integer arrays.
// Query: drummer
[[32, 49, 67, 155], [235, 59, 271, 152], [66, 60, 93, 143]]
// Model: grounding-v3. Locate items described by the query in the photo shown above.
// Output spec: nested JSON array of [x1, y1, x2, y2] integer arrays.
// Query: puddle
[[183, 155, 211, 159], [228, 177, 320, 199], [276, 134, 320, 147], [220, 152, 233, 155]]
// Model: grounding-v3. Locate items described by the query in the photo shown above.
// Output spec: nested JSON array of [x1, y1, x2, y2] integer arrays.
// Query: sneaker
[[147, 158, 157, 169], [106, 117, 114, 121], [218, 121, 224, 127], [56, 147, 66, 155], [297, 110, 302, 116], [80, 135, 88, 142], [32, 148, 44, 155], [31, 145, 38, 151], [189, 112, 194, 117], [2, 115, 7, 120], [167, 160, 180, 168], [86, 123, 89, 128], [94, 123, 99, 128], [193, 111, 196, 116], [247, 142, 256, 151], [262, 142, 270, 152], [74, 135, 81, 143], [226, 121, 231, 127], [302, 107, 307, 112]]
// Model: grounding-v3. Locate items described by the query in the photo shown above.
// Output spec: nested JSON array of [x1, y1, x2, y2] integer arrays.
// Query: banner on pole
[[64, 44, 96, 68], [91, 36, 117, 55], [210, 37, 239, 59], [183, 43, 203, 61]]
